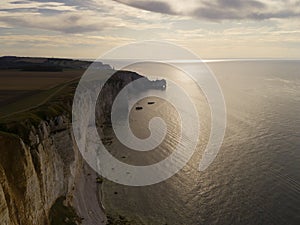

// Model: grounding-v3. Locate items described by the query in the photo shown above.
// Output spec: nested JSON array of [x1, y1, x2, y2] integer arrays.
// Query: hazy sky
[[1, 0, 300, 59]]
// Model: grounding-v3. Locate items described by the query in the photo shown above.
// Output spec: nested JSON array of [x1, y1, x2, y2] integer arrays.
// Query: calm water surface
[[102, 60, 300, 225]]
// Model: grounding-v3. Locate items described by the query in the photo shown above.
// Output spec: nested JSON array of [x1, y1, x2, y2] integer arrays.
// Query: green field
[[0, 69, 84, 120]]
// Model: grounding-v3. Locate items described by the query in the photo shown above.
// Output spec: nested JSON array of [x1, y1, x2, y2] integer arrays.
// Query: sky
[[0, 0, 300, 59]]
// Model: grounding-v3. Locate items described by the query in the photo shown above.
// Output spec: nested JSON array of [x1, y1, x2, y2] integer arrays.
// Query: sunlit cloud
[[114, 0, 300, 20], [1, 0, 78, 12], [0, 0, 176, 33], [0, 0, 299, 58], [0, 33, 134, 46]]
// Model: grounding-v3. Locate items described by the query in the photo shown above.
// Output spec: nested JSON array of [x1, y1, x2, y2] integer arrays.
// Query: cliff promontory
[[0, 67, 166, 225]]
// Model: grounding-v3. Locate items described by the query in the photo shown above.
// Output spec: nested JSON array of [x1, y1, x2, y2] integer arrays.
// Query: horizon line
[[1, 55, 300, 62]]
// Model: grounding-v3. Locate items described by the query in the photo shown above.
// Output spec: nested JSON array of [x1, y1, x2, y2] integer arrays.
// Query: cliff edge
[[0, 68, 166, 225]]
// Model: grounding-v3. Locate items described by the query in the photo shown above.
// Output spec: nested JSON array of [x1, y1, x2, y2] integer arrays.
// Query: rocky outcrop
[[96, 70, 166, 125], [0, 115, 81, 225]]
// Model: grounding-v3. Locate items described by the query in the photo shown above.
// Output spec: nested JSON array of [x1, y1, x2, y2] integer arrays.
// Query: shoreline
[[73, 161, 107, 225]]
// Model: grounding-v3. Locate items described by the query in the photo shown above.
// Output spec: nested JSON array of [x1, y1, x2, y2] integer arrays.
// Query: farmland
[[0, 69, 84, 119]]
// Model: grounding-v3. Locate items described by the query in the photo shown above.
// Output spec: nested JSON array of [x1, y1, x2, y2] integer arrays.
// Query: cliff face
[[0, 69, 166, 225], [0, 115, 80, 225], [0, 70, 139, 225], [96, 70, 166, 126]]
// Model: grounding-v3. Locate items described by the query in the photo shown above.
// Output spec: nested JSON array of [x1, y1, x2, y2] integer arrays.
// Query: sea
[[99, 60, 300, 225]]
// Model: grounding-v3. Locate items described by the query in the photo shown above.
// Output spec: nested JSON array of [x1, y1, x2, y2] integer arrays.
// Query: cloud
[[193, 0, 300, 20], [114, 0, 175, 14], [0, 0, 176, 33], [26, 0, 103, 11], [0, 33, 133, 47], [0, 11, 108, 33], [1, 0, 78, 12], [113, 0, 300, 20], [216, 0, 266, 10]]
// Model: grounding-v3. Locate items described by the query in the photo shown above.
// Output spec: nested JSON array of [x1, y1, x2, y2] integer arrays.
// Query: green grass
[[0, 79, 78, 142], [0, 68, 115, 124], [0, 78, 79, 120], [0, 69, 85, 90], [0, 85, 62, 116]]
